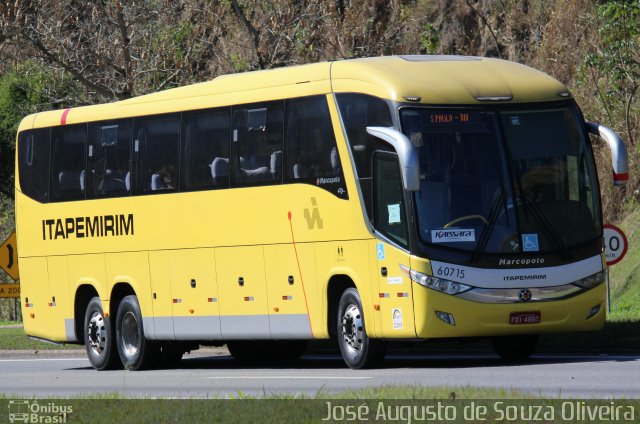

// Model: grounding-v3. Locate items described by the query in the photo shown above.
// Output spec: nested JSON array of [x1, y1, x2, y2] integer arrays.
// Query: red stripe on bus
[[60, 108, 71, 125]]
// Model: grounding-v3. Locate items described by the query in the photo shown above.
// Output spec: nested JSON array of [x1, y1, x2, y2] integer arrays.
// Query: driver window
[[373, 152, 408, 247]]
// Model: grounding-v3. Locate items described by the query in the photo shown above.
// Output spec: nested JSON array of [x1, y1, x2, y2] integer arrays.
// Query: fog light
[[587, 304, 601, 320], [436, 311, 456, 326]]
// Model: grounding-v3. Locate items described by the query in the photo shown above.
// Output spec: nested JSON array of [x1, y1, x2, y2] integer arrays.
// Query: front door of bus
[[372, 152, 416, 337]]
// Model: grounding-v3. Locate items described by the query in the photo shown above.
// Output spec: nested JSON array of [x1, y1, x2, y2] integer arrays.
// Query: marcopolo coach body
[[15, 55, 627, 370]]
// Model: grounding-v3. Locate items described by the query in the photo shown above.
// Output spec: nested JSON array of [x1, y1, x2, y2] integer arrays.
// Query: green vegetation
[[0, 392, 638, 424], [0, 326, 81, 350], [608, 205, 640, 321]]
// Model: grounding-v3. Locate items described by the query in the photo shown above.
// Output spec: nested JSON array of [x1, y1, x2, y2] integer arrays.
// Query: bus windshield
[[400, 106, 601, 255]]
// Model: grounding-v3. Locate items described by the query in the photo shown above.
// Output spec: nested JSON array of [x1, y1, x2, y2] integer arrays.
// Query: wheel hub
[[341, 304, 364, 353], [87, 312, 107, 355], [121, 311, 140, 357]]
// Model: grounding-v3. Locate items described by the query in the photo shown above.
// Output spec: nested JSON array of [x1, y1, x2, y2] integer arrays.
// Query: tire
[[84, 296, 121, 370], [115, 295, 155, 370], [492, 335, 539, 361], [227, 340, 308, 363], [337, 288, 385, 369]]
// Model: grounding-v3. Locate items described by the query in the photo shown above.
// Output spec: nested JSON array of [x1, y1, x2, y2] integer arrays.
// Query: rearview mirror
[[366, 127, 420, 191], [586, 122, 629, 187]]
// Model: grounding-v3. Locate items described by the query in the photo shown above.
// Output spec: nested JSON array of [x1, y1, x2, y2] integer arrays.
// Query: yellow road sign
[[0, 283, 20, 299], [0, 231, 19, 280]]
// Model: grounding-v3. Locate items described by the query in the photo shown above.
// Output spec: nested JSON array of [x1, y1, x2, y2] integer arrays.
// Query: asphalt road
[[1, 351, 639, 399]]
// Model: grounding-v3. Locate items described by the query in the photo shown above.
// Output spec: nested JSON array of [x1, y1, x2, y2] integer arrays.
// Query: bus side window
[[373, 152, 408, 248], [132, 114, 181, 193], [50, 124, 87, 202], [284, 96, 341, 180], [17, 128, 50, 203], [336, 93, 393, 217], [18, 128, 51, 203], [232, 101, 283, 187], [87, 119, 132, 198], [182, 107, 231, 190]]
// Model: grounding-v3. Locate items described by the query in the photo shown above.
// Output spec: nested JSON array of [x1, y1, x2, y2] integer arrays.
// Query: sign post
[[603, 224, 628, 312]]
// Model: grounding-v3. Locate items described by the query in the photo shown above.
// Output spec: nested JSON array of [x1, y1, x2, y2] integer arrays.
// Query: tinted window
[[285, 96, 341, 180], [336, 93, 392, 179], [374, 152, 408, 247], [87, 119, 132, 198], [18, 128, 50, 203], [182, 108, 231, 190], [232, 101, 283, 186], [133, 114, 180, 193], [51, 124, 87, 201], [336, 94, 393, 216]]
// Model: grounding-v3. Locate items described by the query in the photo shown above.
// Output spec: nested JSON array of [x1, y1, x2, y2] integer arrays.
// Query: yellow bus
[[15, 56, 628, 370]]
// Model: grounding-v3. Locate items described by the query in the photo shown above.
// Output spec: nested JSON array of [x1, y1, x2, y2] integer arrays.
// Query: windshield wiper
[[470, 189, 506, 263], [519, 193, 571, 260]]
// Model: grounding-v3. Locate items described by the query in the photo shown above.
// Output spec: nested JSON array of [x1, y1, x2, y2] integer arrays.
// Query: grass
[[1, 389, 638, 424], [0, 326, 81, 350], [607, 203, 640, 321]]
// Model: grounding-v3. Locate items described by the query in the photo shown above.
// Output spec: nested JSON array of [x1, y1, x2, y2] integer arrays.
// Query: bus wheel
[[337, 288, 385, 369], [115, 295, 154, 370], [84, 296, 121, 370], [492, 335, 539, 361]]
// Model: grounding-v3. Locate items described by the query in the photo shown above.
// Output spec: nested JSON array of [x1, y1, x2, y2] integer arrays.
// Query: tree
[[582, 0, 639, 146]]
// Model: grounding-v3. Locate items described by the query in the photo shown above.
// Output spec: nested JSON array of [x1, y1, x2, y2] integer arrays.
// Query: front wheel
[[115, 295, 155, 370], [492, 335, 538, 361], [84, 296, 121, 370], [337, 288, 385, 369]]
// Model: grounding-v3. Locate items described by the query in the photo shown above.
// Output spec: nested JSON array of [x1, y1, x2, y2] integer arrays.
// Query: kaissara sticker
[[431, 228, 475, 243]]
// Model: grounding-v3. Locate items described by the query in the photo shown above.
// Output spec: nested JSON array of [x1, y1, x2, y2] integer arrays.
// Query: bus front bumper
[[412, 283, 606, 339]]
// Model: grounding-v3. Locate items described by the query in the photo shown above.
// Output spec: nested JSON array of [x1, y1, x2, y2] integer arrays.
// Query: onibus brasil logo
[[8, 400, 72, 423]]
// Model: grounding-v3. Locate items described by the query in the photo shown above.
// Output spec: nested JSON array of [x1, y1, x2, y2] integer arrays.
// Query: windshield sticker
[[387, 204, 401, 224], [431, 229, 476, 243], [522, 234, 540, 252]]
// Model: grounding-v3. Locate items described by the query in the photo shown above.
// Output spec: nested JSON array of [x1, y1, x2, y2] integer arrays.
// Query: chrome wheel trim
[[341, 303, 364, 355], [121, 311, 140, 358], [87, 312, 107, 356]]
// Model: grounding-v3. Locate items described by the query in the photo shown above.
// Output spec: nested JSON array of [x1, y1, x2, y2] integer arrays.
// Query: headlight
[[409, 269, 472, 295], [573, 270, 606, 289]]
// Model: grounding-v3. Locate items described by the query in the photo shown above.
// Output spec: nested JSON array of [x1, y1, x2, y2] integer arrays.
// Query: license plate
[[509, 311, 541, 325]]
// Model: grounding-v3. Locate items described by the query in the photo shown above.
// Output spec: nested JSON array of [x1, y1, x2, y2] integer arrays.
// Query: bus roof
[[19, 55, 570, 131]]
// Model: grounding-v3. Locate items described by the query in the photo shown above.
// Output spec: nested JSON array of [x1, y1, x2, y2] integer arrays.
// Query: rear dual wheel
[[115, 295, 155, 370], [84, 295, 156, 371], [84, 297, 120, 370]]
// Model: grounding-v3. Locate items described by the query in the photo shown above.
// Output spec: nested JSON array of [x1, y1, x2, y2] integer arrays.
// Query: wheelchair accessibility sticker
[[376, 243, 385, 260], [522, 234, 539, 252]]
